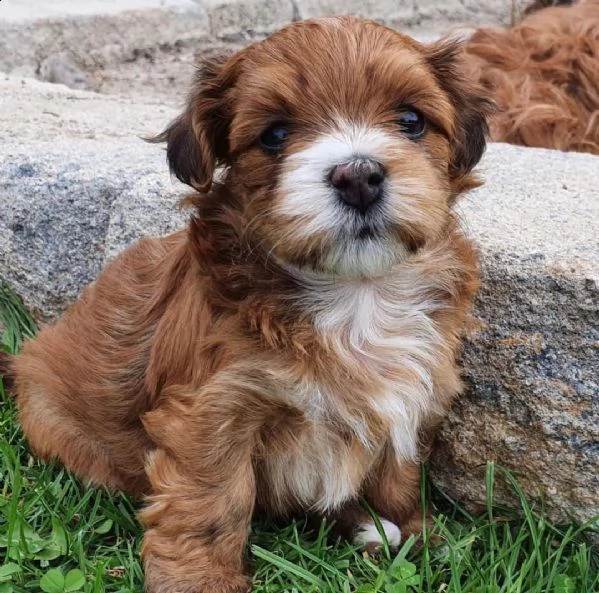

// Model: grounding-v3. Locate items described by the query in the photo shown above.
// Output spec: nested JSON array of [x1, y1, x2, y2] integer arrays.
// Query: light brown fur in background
[[463, 0, 599, 153], [9, 18, 491, 593]]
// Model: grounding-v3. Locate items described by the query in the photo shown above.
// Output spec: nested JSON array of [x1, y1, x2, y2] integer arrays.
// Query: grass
[[1, 282, 598, 593]]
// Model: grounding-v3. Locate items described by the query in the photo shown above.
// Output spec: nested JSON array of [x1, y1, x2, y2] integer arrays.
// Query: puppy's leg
[[139, 381, 267, 593], [15, 380, 148, 495], [328, 447, 426, 554], [361, 446, 426, 546]]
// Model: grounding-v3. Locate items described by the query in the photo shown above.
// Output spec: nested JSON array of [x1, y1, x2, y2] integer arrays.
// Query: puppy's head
[[157, 17, 493, 277]]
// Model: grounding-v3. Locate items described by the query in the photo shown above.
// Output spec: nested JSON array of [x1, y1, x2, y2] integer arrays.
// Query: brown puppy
[[464, 0, 599, 154], [10, 17, 491, 593]]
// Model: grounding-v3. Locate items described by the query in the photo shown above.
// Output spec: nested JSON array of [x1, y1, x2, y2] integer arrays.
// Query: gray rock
[[0, 73, 179, 143], [204, 0, 296, 40], [432, 260, 598, 524], [431, 145, 599, 525], [0, 140, 187, 321], [0, 3, 210, 80], [0, 0, 531, 107], [104, 164, 189, 262], [295, 0, 522, 29], [0, 0, 529, 84], [38, 52, 97, 91]]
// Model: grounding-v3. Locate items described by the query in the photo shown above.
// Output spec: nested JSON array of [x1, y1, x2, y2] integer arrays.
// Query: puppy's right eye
[[260, 124, 289, 153], [397, 109, 427, 140]]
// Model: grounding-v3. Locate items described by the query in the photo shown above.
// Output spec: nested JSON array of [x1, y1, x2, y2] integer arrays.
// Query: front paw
[[145, 571, 252, 593], [353, 518, 402, 554]]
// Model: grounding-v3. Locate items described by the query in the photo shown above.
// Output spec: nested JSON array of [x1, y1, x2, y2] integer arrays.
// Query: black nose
[[329, 159, 385, 214]]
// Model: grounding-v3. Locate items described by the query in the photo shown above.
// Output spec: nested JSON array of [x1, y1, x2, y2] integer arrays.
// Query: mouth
[[340, 201, 387, 243]]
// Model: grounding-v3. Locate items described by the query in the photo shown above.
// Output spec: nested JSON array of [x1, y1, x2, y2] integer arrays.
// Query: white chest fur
[[265, 267, 449, 513], [312, 278, 445, 458]]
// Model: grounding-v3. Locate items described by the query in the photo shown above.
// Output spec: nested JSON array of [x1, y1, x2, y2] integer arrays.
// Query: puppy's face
[[159, 18, 492, 276]]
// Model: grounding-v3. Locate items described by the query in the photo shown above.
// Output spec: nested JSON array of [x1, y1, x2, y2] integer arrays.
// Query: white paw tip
[[353, 519, 402, 548]]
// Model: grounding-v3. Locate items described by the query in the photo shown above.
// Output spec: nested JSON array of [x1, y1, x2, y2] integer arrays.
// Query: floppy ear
[[425, 39, 495, 179], [149, 52, 240, 192]]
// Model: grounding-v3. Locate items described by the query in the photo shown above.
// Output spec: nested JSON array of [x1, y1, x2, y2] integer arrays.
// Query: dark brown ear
[[148, 52, 240, 192], [425, 39, 495, 179]]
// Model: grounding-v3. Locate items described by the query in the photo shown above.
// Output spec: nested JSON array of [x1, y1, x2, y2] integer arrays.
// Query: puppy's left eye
[[397, 109, 427, 140], [260, 124, 289, 153]]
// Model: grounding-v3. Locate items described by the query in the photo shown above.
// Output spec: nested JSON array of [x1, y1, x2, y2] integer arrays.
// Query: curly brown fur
[[463, 0, 599, 154]]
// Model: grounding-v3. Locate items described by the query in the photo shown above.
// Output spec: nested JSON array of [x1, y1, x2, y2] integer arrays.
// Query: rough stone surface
[[433, 261, 598, 524], [0, 0, 529, 87], [0, 73, 178, 142], [0, 4, 211, 81], [0, 140, 187, 321], [295, 0, 522, 30], [38, 52, 99, 92], [431, 146, 599, 525], [0, 0, 531, 103], [1, 0, 199, 22], [205, 0, 296, 39]]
